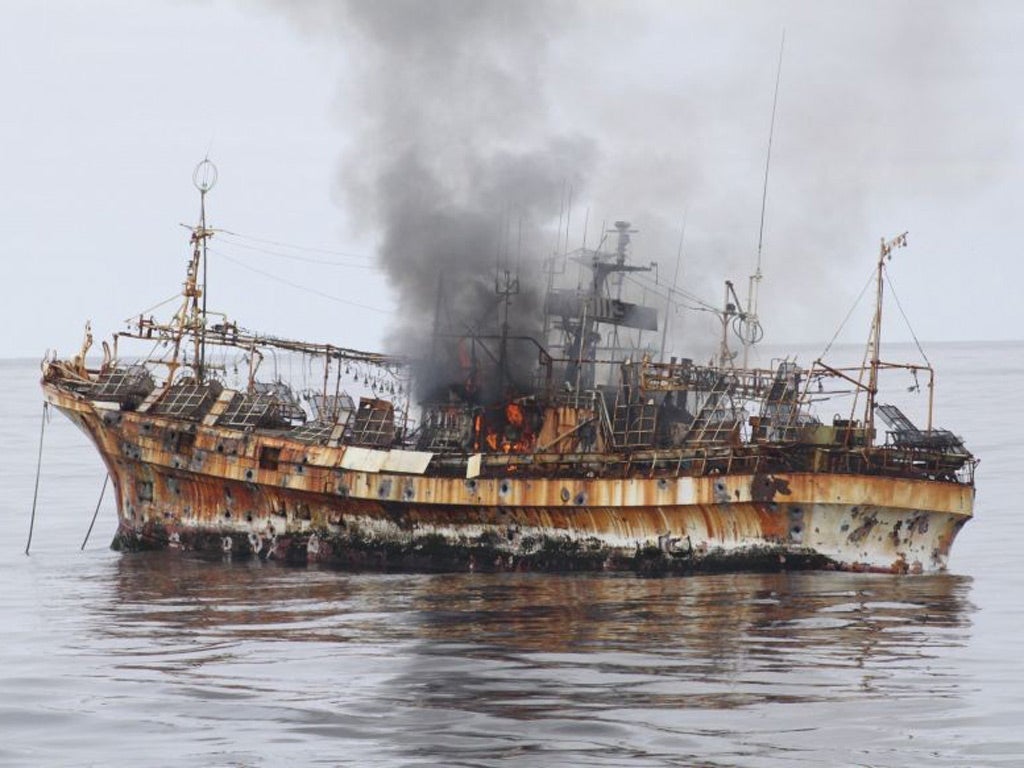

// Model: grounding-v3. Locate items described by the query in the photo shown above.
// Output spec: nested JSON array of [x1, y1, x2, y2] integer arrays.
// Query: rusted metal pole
[[80, 474, 109, 551], [927, 367, 936, 432], [866, 232, 908, 439], [25, 402, 48, 556], [866, 239, 886, 437]]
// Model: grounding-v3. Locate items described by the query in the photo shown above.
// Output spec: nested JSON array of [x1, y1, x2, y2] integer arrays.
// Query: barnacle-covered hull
[[43, 378, 973, 575]]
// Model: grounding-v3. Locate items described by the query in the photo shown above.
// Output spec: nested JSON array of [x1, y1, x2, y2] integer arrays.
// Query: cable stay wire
[[819, 267, 877, 360], [124, 292, 183, 324], [622, 271, 720, 314], [213, 233, 377, 268], [884, 268, 931, 367], [215, 228, 374, 263], [211, 247, 391, 315]]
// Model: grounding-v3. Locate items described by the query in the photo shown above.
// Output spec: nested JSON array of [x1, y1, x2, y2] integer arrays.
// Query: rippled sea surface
[[3, 345, 1023, 767]]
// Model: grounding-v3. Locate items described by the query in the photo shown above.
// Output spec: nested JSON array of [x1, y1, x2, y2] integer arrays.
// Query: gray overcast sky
[[3, 0, 1022, 361]]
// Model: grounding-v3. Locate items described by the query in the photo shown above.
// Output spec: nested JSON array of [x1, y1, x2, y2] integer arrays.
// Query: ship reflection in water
[[93, 555, 974, 766]]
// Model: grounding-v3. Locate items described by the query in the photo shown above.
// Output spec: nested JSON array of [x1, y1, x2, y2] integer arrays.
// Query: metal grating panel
[[756, 363, 804, 442], [217, 393, 287, 429], [150, 382, 223, 420], [348, 398, 396, 447], [684, 374, 736, 445], [289, 423, 338, 445], [877, 404, 965, 451], [876, 404, 918, 434], [310, 392, 355, 424], [612, 402, 658, 448], [419, 406, 473, 451], [252, 381, 306, 423], [86, 365, 155, 408]]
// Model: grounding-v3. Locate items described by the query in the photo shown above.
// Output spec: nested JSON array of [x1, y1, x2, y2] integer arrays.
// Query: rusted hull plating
[[45, 386, 973, 575]]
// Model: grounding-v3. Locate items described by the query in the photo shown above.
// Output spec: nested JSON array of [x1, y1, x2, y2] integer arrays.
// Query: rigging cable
[[210, 247, 390, 315], [215, 228, 374, 261], [127, 293, 183, 322], [818, 268, 877, 360], [213, 235, 376, 269], [623, 271, 720, 314], [884, 268, 932, 367], [749, 31, 786, 315]]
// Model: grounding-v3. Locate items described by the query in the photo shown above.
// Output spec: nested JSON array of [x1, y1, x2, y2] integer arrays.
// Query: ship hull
[[45, 384, 973, 575]]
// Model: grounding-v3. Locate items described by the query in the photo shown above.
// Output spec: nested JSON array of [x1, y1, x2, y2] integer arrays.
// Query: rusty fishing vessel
[[42, 164, 976, 574]]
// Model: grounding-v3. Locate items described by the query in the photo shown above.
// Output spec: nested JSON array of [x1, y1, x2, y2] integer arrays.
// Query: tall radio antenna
[[740, 30, 785, 366]]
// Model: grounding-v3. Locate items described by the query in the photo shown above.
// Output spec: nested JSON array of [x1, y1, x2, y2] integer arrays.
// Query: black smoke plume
[[267, 1, 1012, 371], [287, 0, 592, 402]]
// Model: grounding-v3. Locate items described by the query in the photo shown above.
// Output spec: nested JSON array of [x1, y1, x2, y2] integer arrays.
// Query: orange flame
[[505, 402, 524, 427], [473, 400, 538, 455]]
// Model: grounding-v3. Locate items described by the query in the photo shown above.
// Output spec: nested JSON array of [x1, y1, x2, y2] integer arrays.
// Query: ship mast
[[495, 266, 520, 396], [163, 159, 217, 384], [552, 222, 656, 391], [192, 158, 217, 383], [606, 221, 640, 360], [865, 231, 908, 435]]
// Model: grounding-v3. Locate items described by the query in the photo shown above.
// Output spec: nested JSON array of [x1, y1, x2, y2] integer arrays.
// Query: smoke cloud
[[271, 0, 594, 399], [267, 0, 1013, 374]]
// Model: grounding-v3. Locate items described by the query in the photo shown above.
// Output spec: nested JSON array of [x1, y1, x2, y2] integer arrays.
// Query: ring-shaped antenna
[[193, 158, 218, 193]]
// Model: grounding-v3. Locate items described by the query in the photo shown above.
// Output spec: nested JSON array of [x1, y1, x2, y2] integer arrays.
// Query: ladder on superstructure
[[683, 373, 737, 445]]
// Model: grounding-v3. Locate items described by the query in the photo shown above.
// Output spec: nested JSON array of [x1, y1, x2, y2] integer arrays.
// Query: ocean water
[[1, 344, 1022, 767]]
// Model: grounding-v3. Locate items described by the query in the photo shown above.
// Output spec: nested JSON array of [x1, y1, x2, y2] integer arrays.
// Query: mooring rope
[[80, 474, 109, 551], [25, 402, 49, 556]]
